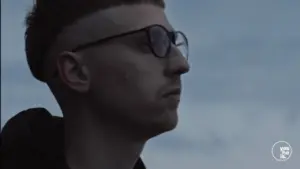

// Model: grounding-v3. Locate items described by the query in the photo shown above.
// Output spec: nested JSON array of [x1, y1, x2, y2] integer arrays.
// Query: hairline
[[44, 4, 169, 81]]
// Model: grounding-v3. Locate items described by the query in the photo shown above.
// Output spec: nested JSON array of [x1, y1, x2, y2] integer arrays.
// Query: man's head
[[25, 0, 190, 139]]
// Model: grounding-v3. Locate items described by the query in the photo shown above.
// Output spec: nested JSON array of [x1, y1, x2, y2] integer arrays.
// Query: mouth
[[162, 88, 182, 98]]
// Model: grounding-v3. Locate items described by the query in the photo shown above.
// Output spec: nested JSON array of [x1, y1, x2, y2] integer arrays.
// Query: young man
[[1, 0, 190, 169]]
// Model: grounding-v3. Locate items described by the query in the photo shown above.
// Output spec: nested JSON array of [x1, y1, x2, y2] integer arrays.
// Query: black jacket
[[0, 108, 146, 169]]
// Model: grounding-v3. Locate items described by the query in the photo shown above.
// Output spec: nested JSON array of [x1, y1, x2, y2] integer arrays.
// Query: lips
[[162, 88, 181, 97]]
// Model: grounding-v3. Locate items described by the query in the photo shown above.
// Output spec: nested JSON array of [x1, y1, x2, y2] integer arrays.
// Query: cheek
[[123, 58, 165, 100], [90, 47, 164, 102]]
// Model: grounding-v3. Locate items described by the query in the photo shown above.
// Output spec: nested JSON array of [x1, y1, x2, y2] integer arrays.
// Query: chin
[[145, 110, 179, 138], [161, 110, 179, 131]]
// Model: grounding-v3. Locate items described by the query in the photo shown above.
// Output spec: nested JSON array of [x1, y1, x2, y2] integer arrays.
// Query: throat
[[64, 116, 146, 169]]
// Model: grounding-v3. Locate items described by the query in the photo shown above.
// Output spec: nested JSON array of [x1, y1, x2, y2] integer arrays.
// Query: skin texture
[[45, 4, 190, 169]]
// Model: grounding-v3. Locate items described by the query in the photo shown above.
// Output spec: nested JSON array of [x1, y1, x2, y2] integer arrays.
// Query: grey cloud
[[2, 0, 300, 168], [144, 101, 300, 168]]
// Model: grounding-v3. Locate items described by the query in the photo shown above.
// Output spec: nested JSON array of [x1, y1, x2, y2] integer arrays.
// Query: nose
[[164, 48, 190, 76]]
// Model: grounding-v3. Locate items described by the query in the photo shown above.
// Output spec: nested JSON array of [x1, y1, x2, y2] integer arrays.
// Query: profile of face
[[55, 4, 190, 138]]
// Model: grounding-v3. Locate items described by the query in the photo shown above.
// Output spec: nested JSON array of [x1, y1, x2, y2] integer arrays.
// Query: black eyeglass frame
[[51, 24, 189, 77], [71, 24, 189, 59]]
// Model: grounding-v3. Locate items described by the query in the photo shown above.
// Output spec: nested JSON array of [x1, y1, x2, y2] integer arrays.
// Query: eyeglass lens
[[175, 31, 189, 59], [149, 26, 170, 57], [148, 26, 188, 59]]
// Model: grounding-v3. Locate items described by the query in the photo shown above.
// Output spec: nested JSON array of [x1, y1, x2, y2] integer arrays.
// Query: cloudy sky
[[1, 0, 300, 168]]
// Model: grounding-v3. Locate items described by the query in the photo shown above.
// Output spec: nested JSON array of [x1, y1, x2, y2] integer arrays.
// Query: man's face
[[55, 4, 190, 138]]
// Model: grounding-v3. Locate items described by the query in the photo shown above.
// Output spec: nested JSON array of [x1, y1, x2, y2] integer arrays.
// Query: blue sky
[[1, 0, 300, 168]]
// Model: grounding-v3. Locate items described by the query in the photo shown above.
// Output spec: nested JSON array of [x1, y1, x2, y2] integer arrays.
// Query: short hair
[[25, 0, 165, 82]]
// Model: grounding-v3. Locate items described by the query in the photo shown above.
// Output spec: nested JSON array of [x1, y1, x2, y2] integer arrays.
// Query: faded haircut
[[25, 0, 165, 82]]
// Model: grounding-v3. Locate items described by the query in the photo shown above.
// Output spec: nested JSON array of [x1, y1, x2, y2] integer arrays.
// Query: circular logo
[[271, 141, 292, 162]]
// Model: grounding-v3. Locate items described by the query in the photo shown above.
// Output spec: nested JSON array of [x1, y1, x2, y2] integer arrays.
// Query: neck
[[63, 108, 146, 169]]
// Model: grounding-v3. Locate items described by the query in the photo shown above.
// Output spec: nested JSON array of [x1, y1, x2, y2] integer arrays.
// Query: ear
[[56, 51, 90, 93]]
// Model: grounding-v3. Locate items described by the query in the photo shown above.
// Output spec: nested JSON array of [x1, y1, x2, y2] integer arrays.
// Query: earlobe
[[56, 51, 90, 92]]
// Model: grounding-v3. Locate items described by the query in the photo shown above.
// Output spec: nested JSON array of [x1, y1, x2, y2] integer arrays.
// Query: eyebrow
[[73, 25, 160, 51], [123, 30, 147, 42], [71, 28, 145, 52]]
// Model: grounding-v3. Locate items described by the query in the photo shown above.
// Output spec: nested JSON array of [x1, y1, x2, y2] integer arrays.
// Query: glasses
[[72, 24, 189, 59], [51, 24, 189, 78]]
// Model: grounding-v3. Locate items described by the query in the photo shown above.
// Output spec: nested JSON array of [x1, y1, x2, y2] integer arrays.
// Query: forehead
[[52, 4, 172, 52]]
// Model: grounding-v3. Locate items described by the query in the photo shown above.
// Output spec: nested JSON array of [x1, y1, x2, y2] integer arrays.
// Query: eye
[[150, 28, 169, 46], [149, 26, 170, 57], [136, 36, 152, 53], [140, 41, 151, 51]]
